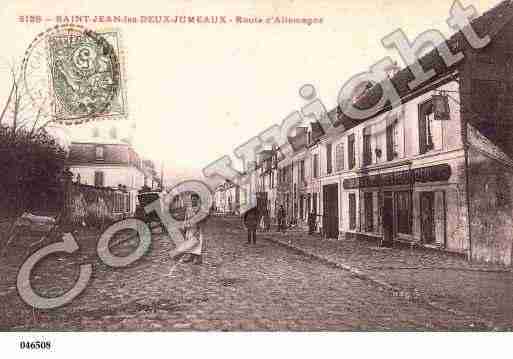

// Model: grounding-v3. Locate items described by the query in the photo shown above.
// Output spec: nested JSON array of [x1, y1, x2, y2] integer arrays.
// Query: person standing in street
[[243, 207, 259, 244], [308, 211, 316, 235], [170, 200, 206, 265], [277, 205, 286, 233], [263, 208, 271, 232]]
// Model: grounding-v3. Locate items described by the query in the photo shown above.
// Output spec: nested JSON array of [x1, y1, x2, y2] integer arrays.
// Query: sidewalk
[[260, 227, 513, 330]]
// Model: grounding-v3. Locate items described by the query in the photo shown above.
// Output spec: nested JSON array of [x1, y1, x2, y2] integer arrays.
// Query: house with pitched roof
[[66, 126, 159, 216], [311, 0, 513, 265]]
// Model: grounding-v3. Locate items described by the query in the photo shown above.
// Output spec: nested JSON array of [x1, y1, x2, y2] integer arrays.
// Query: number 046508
[[19, 341, 51, 350]]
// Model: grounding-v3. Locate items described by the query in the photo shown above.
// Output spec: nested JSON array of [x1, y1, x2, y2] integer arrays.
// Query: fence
[[64, 178, 132, 228]]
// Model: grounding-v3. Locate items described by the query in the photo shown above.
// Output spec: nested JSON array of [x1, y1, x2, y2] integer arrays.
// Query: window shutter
[[363, 127, 372, 166], [432, 95, 450, 121], [335, 143, 344, 171], [348, 134, 355, 169], [326, 143, 332, 174], [419, 102, 428, 154], [386, 124, 394, 161]]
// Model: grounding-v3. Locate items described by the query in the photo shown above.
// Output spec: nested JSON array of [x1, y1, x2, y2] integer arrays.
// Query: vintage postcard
[[1, 0, 513, 356]]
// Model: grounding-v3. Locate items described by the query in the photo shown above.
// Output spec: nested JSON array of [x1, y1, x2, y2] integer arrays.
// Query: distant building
[[66, 137, 159, 216], [213, 180, 240, 214]]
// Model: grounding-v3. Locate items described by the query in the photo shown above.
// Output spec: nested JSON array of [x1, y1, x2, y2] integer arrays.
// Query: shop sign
[[342, 164, 451, 189]]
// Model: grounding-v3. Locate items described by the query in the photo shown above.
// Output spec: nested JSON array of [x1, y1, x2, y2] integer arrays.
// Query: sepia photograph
[[1, 0, 513, 356]]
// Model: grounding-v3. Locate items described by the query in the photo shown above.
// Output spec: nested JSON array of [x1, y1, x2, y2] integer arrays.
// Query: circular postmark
[[22, 24, 121, 125]]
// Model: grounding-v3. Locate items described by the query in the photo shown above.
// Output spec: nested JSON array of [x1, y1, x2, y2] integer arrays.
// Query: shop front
[[342, 163, 455, 248]]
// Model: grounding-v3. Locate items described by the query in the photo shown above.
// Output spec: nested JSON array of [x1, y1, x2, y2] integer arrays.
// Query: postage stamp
[[22, 24, 127, 125]]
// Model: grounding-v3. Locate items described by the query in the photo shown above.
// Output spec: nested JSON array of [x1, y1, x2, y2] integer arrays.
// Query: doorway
[[420, 191, 436, 244], [382, 191, 394, 245], [323, 184, 339, 239]]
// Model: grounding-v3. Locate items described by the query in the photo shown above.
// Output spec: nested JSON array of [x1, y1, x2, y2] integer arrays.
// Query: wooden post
[[61, 168, 74, 228]]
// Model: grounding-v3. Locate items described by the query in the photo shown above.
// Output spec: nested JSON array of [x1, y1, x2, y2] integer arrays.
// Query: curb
[[263, 235, 499, 331]]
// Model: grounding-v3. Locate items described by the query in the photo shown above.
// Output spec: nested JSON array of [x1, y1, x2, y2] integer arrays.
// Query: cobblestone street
[[0, 217, 488, 331]]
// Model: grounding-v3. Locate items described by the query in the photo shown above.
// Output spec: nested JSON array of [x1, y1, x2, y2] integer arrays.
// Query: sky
[[0, 0, 501, 184]]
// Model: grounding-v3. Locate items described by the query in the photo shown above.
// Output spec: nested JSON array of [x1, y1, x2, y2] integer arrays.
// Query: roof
[[311, 121, 325, 141], [258, 149, 274, 161], [332, 0, 513, 127]]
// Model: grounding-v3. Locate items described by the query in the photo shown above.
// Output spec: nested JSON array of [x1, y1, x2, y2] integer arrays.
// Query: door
[[300, 195, 304, 220], [323, 184, 339, 239], [420, 191, 436, 244], [382, 192, 394, 245]]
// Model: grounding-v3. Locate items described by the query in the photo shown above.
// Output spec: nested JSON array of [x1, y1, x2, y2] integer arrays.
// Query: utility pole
[[160, 161, 164, 191]]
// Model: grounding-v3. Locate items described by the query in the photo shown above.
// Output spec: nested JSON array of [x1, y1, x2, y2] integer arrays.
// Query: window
[[348, 134, 355, 169], [92, 127, 100, 138], [419, 100, 442, 154], [364, 192, 374, 232], [300, 160, 305, 181], [95, 145, 104, 160], [386, 119, 398, 161], [363, 128, 372, 166], [94, 171, 104, 187], [395, 191, 412, 234], [349, 193, 356, 230], [313, 154, 319, 178], [335, 143, 344, 172], [326, 143, 333, 174], [109, 126, 118, 139]]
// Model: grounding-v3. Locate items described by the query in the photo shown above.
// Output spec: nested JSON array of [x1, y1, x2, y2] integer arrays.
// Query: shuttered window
[[335, 143, 344, 171], [348, 134, 355, 169], [95, 145, 104, 160], [419, 101, 432, 154], [386, 120, 397, 161], [313, 154, 319, 178], [326, 143, 333, 174], [363, 132, 372, 166]]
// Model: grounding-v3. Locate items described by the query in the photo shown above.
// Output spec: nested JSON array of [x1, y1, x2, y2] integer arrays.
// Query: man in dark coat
[[243, 207, 259, 244], [277, 205, 286, 233], [308, 211, 317, 235]]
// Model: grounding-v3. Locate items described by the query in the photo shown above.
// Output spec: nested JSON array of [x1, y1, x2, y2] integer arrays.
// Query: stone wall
[[468, 147, 513, 266]]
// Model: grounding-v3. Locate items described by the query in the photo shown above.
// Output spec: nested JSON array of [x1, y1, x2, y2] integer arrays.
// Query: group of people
[[169, 200, 316, 264], [242, 204, 319, 243]]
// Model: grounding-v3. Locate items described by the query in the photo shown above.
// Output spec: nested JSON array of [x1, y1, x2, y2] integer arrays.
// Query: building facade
[[253, 1, 513, 265], [317, 78, 467, 252], [213, 181, 241, 214], [67, 140, 158, 215], [311, 1, 513, 264]]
